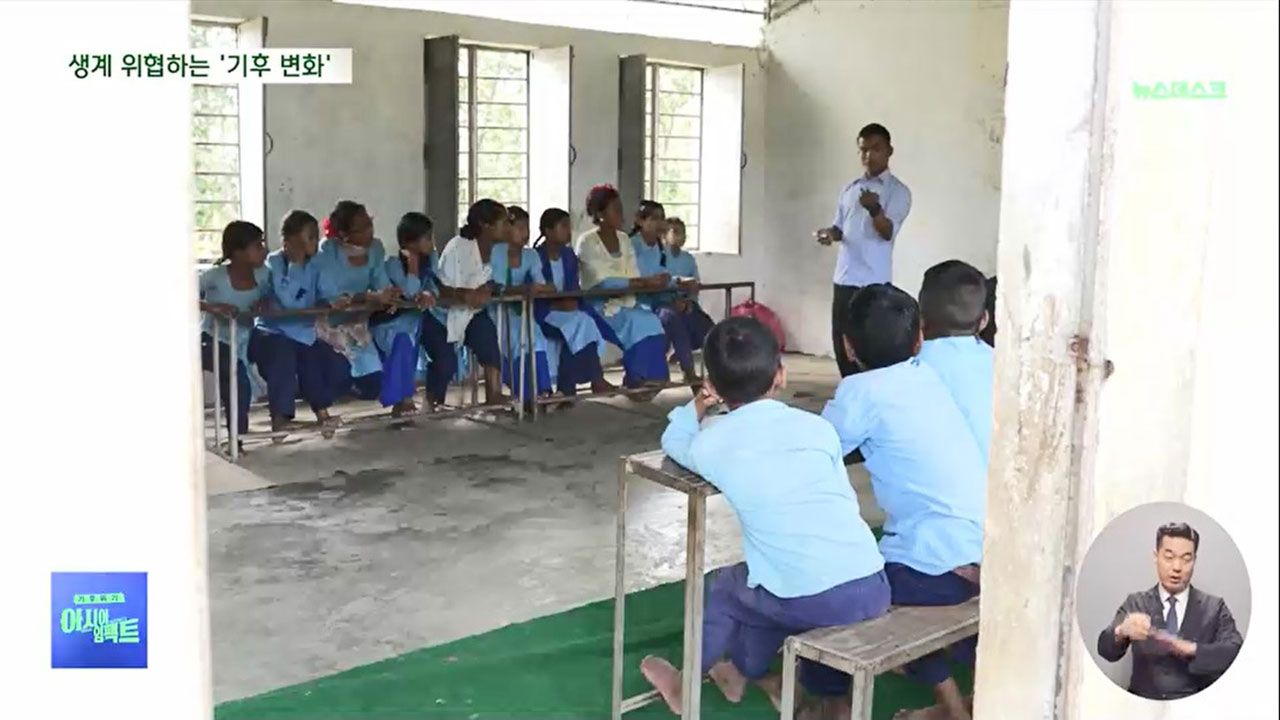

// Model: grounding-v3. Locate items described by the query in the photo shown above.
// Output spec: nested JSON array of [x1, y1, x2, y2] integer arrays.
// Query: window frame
[[190, 20, 243, 264], [645, 62, 706, 250], [458, 44, 532, 219]]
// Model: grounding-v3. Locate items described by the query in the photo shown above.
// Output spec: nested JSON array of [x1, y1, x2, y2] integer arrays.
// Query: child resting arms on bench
[[821, 284, 986, 720], [646, 316, 889, 718]]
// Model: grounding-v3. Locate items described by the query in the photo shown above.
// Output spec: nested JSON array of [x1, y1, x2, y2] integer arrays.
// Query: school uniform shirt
[[820, 357, 986, 576], [371, 254, 438, 358], [664, 248, 699, 283], [917, 336, 994, 464], [313, 239, 391, 376], [256, 250, 320, 346], [662, 398, 885, 599], [437, 235, 494, 343], [198, 264, 269, 364], [831, 170, 912, 287], [630, 233, 678, 305]]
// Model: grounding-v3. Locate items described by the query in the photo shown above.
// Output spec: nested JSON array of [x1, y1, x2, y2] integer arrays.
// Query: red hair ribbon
[[321, 216, 335, 238]]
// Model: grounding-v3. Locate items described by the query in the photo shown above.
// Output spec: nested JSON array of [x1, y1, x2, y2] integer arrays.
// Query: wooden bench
[[779, 597, 981, 720]]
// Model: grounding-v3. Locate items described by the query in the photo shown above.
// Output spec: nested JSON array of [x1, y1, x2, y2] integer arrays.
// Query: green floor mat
[[216, 580, 971, 720]]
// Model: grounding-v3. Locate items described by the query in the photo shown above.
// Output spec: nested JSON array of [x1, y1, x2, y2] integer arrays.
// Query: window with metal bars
[[190, 21, 242, 263], [457, 46, 530, 225], [645, 63, 704, 249]]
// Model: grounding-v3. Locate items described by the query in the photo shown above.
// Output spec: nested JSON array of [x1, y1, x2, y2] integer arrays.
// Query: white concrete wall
[[191, 0, 765, 322], [760, 0, 1009, 354]]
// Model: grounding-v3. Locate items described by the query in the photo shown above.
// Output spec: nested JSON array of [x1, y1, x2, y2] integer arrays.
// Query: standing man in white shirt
[[815, 123, 913, 377]]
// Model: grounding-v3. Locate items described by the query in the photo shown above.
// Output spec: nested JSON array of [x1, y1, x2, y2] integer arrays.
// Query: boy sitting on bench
[[645, 316, 890, 718], [821, 284, 986, 720]]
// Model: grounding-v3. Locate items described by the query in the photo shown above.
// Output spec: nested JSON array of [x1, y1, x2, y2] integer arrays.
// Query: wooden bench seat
[[780, 597, 980, 720]]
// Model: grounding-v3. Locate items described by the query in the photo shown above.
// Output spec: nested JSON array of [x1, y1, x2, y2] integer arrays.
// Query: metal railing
[[203, 281, 755, 462]]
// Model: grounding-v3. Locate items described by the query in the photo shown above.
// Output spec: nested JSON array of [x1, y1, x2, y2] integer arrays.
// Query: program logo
[[51, 572, 148, 669]]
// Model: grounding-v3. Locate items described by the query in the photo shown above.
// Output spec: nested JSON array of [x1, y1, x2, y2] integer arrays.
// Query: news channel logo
[[51, 572, 148, 669]]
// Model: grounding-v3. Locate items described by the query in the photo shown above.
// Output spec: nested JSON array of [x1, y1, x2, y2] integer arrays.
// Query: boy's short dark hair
[[1156, 522, 1200, 553], [704, 316, 781, 405], [858, 122, 891, 145], [396, 212, 433, 247], [843, 283, 920, 371], [979, 275, 997, 347], [919, 260, 988, 336]]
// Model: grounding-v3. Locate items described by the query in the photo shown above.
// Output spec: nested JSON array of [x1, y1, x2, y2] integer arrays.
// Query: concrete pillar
[[975, 1, 1278, 719]]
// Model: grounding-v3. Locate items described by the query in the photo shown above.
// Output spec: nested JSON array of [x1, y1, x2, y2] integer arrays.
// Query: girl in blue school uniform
[[435, 199, 506, 406], [533, 207, 617, 399], [488, 205, 554, 404], [253, 210, 334, 436], [313, 200, 402, 415], [630, 201, 703, 386], [369, 211, 440, 417], [660, 216, 714, 361], [574, 185, 671, 393], [198, 220, 269, 444]]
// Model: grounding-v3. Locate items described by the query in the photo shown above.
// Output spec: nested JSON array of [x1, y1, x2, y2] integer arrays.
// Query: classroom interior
[[193, 1, 1275, 719]]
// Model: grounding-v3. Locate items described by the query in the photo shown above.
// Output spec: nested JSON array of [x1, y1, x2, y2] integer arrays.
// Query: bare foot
[[639, 656, 682, 715], [709, 660, 746, 704], [591, 377, 617, 393], [754, 672, 783, 710], [391, 400, 418, 418]]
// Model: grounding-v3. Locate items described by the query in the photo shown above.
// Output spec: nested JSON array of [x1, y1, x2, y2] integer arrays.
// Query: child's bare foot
[[591, 377, 617, 394], [639, 656, 683, 715], [391, 399, 418, 418], [709, 660, 746, 704]]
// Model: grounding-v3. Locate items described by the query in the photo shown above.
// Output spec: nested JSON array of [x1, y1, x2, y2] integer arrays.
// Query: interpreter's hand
[[652, 272, 672, 288], [1116, 612, 1153, 642], [694, 386, 720, 421], [859, 189, 881, 210], [332, 294, 353, 310], [415, 291, 436, 310], [815, 227, 838, 246], [677, 278, 700, 292]]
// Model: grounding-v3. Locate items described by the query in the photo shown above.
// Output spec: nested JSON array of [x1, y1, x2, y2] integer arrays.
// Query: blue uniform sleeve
[[820, 381, 875, 456], [197, 267, 215, 301], [595, 277, 631, 290], [369, 245, 392, 292], [315, 256, 342, 303], [661, 401, 702, 474], [690, 255, 701, 284], [385, 257, 424, 297], [525, 250, 547, 285]]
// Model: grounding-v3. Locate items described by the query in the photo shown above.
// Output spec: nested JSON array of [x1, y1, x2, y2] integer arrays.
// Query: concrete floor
[[206, 354, 883, 703]]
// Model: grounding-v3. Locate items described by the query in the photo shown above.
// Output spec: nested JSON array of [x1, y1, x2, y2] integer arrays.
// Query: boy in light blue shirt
[[642, 317, 888, 718], [821, 283, 985, 720], [917, 260, 994, 464]]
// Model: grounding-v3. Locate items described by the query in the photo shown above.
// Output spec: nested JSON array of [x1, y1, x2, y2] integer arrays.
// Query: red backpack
[[730, 300, 786, 352]]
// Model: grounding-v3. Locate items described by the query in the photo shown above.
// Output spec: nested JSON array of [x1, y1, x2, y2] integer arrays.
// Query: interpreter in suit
[[1096, 522, 1244, 701]]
